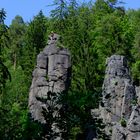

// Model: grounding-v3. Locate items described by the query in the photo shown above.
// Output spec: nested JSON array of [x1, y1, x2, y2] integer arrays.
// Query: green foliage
[[21, 10, 48, 83], [8, 15, 27, 70], [120, 118, 127, 127], [26, 10, 48, 53], [0, 8, 10, 92], [60, 90, 100, 139], [69, 127, 82, 140], [132, 61, 140, 85], [0, 66, 27, 139], [51, 0, 68, 32], [0, 62, 10, 93], [128, 9, 140, 85], [0, 65, 44, 140]]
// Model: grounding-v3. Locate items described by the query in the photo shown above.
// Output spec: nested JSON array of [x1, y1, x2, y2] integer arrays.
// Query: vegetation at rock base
[[120, 118, 127, 127], [1, 0, 140, 139]]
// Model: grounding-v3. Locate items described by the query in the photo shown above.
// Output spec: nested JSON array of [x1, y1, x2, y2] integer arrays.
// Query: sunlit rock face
[[101, 55, 136, 124], [99, 55, 140, 140], [28, 33, 71, 139]]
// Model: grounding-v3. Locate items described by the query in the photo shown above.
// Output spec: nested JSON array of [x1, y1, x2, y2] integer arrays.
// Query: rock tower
[[101, 55, 136, 124], [100, 55, 140, 140], [92, 55, 140, 140], [28, 33, 71, 139]]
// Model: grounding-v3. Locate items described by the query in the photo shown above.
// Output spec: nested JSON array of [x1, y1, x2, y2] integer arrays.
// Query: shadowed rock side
[[28, 33, 71, 139]]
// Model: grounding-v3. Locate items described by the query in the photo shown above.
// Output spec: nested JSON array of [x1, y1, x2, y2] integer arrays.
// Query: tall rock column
[[101, 55, 136, 123], [91, 55, 140, 140], [28, 33, 71, 139], [100, 55, 136, 136]]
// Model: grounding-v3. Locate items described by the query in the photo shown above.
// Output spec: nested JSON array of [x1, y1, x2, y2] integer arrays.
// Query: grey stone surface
[[28, 33, 71, 139], [127, 106, 140, 140], [89, 55, 140, 140], [111, 106, 140, 140], [136, 86, 140, 105], [91, 109, 100, 118], [101, 55, 136, 125], [47, 33, 60, 45], [94, 55, 140, 140], [112, 124, 127, 140], [98, 55, 140, 140]]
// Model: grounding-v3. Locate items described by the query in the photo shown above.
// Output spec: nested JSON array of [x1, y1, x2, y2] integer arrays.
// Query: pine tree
[[8, 15, 27, 70], [21, 10, 48, 83], [0, 8, 10, 93]]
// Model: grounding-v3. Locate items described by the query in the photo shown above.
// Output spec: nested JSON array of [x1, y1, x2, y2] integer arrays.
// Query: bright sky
[[0, 0, 140, 26]]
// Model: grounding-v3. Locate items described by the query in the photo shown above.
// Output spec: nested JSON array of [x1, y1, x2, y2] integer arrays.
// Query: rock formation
[[100, 55, 136, 136], [111, 105, 140, 140], [92, 55, 140, 140], [127, 106, 140, 139], [28, 33, 71, 139], [28, 38, 140, 140], [101, 55, 135, 123]]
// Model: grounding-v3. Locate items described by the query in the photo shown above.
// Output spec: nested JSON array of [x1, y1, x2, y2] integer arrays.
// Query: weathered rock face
[[97, 55, 140, 140], [100, 55, 136, 125], [28, 33, 71, 139], [136, 86, 140, 105], [112, 124, 127, 140], [127, 105, 140, 140], [111, 105, 140, 140]]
